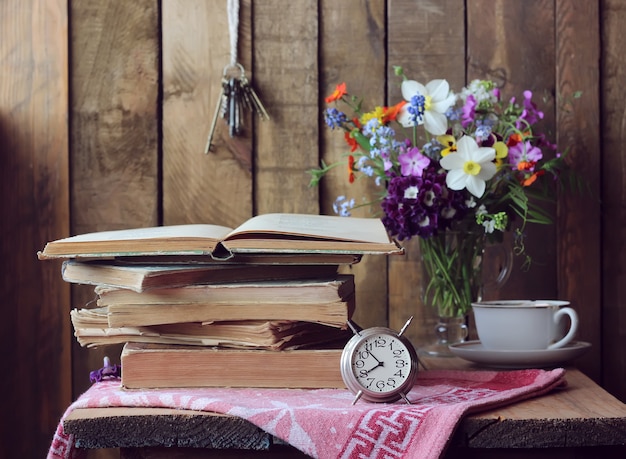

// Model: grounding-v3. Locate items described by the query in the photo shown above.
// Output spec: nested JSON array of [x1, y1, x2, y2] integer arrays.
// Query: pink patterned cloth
[[48, 368, 565, 459]]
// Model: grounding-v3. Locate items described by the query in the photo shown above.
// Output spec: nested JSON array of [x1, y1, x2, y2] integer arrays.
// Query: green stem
[[420, 231, 484, 317]]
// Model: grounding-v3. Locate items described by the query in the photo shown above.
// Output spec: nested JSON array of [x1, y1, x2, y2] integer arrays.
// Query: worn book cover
[[96, 274, 354, 305], [96, 275, 355, 328], [61, 260, 339, 292], [120, 342, 347, 389], [71, 307, 351, 350], [101, 292, 355, 329]]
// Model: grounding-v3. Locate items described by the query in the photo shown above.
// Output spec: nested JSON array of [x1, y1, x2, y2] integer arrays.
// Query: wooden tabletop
[[63, 359, 626, 458]]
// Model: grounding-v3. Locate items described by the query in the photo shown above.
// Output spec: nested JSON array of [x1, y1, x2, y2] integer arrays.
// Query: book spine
[[121, 346, 346, 389]]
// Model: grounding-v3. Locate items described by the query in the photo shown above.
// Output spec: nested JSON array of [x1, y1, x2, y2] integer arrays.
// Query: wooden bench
[[63, 360, 626, 458]]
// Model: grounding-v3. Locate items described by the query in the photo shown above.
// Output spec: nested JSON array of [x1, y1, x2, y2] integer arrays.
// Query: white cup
[[472, 300, 579, 351]]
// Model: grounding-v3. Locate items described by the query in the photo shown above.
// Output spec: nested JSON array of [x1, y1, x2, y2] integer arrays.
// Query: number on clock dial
[[352, 335, 410, 392]]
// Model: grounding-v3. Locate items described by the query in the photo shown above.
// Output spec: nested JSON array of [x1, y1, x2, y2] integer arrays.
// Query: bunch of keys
[[205, 63, 270, 154]]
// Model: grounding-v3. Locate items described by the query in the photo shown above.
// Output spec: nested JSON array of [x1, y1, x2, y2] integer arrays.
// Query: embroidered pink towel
[[48, 368, 565, 459]]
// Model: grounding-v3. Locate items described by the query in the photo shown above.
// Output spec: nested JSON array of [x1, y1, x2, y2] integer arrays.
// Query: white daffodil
[[397, 79, 456, 135], [440, 135, 497, 198]]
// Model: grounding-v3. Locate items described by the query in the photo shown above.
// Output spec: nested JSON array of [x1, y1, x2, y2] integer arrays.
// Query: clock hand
[[369, 350, 382, 364], [362, 349, 385, 374], [364, 360, 384, 374]]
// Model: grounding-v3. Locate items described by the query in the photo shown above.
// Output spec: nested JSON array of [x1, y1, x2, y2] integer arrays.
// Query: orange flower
[[381, 101, 407, 124], [325, 82, 347, 103], [348, 155, 355, 183], [522, 170, 545, 187], [344, 131, 358, 152], [507, 133, 523, 147], [517, 160, 536, 171]]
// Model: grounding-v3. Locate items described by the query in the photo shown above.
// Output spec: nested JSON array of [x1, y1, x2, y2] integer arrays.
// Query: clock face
[[350, 332, 414, 395]]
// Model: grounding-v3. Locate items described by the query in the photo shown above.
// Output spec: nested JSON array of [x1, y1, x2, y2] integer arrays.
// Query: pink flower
[[399, 146, 431, 177]]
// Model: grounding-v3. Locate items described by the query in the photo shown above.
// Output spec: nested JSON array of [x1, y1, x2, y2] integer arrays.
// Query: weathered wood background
[[0, 0, 620, 457]]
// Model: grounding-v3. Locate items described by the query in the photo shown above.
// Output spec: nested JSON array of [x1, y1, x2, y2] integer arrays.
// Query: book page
[[226, 213, 391, 244], [53, 224, 233, 243]]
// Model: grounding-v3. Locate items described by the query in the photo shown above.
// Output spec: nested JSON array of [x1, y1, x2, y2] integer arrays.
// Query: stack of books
[[38, 213, 402, 389]]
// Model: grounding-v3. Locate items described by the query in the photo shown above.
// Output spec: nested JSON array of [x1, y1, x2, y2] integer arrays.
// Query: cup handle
[[548, 307, 579, 350]]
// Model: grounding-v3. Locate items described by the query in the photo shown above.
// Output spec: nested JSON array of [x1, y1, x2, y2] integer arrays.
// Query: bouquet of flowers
[[310, 67, 576, 317]]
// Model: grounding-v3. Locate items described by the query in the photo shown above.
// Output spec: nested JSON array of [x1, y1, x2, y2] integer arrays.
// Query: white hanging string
[[227, 0, 239, 68]]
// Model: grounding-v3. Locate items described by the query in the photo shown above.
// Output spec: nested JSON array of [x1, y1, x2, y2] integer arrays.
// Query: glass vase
[[418, 230, 511, 357]]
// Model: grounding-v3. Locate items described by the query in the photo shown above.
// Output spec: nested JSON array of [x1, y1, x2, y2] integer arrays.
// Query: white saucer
[[448, 340, 591, 369]]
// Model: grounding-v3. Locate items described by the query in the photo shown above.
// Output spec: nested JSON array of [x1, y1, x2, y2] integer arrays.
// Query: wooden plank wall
[[0, 0, 621, 457], [69, 0, 161, 398], [601, 0, 626, 400], [0, 1, 71, 458]]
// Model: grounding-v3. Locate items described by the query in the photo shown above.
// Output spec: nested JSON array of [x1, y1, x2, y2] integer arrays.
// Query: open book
[[38, 213, 403, 261]]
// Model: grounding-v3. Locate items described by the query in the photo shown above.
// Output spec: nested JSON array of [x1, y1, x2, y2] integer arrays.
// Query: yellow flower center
[[463, 161, 481, 176], [424, 95, 432, 111]]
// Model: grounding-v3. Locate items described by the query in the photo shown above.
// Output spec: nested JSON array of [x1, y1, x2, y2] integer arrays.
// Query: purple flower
[[461, 94, 478, 128], [89, 356, 121, 383], [381, 166, 470, 240], [398, 146, 430, 177], [508, 141, 543, 169], [324, 107, 347, 129], [535, 133, 557, 152], [516, 90, 544, 129]]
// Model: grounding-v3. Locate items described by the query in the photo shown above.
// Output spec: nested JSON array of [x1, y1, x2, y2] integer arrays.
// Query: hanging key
[[240, 73, 270, 121], [228, 77, 239, 137], [219, 76, 230, 121], [204, 81, 226, 154], [238, 79, 254, 112], [205, 63, 269, 153]]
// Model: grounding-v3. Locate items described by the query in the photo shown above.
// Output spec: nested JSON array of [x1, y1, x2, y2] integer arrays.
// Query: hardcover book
[[61, 260, 339, 292], [96, 275, 355, 328], [120, 342, 347, 389]]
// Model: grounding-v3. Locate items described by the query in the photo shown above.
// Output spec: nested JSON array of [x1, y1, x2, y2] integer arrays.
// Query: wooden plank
[[386, 0, 467, 347], [601, 0, 626, 401], [554, 0, 602, 382], [445, 447, 626, 459], [467, 0, 558, 301], [65, 408, 273, 450], [319, 0, 388, 329], [451, 369, 626, 449], [252, 0, 319, 215], [69, 0, 160, 405], [0, 1, 70, 457], [162, 0, 253, 228]]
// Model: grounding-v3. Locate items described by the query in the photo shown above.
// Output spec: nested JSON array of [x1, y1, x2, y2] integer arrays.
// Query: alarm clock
[[340, 317, 419, 405]]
